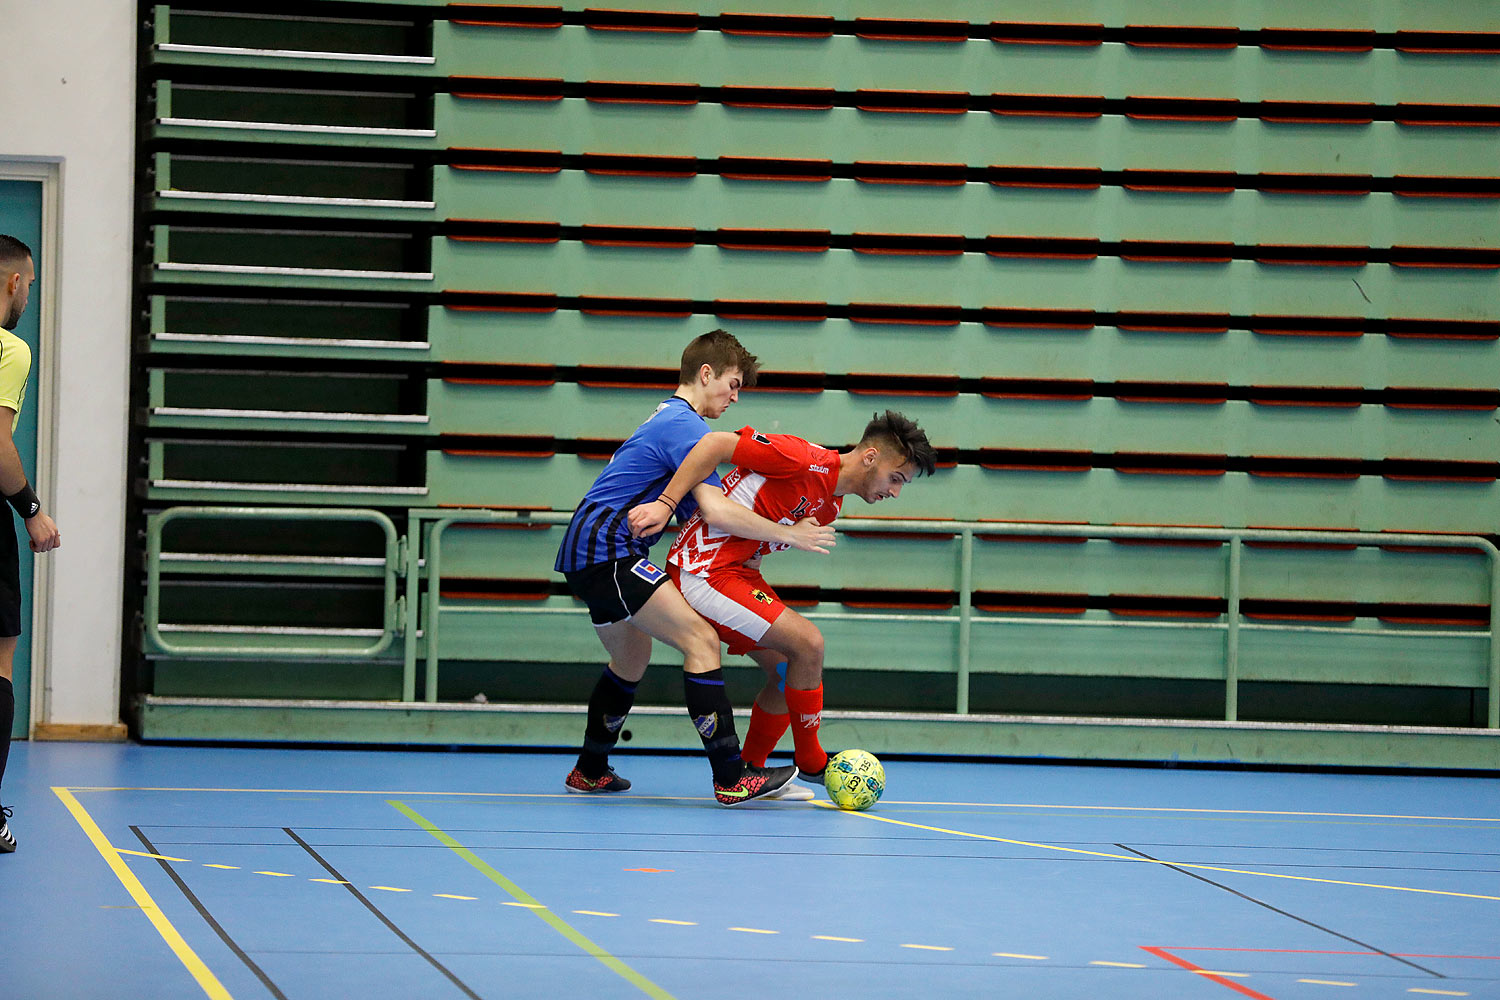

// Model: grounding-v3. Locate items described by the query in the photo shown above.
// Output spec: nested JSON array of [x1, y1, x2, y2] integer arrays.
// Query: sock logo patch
[[798, 712, 822, 728], [603, 714, 627, 733], [694, 713, 719, 738]]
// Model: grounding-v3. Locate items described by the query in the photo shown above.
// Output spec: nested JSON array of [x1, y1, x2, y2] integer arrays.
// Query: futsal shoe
[[564, 766, 632, 793], [0, 806, 14, 853], [765, 781, 815, 801], [795, 750, 836, 785], [714, 763, 796, 806]]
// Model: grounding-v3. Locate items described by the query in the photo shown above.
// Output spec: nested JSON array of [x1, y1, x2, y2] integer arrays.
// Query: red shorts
[[668, 564, 786, 656]]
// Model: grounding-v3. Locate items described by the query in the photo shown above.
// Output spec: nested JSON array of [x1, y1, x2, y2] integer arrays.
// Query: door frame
[[0, 158, 61, 735]]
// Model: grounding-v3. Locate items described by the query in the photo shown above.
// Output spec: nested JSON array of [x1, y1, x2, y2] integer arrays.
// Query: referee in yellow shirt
[[0, 234, 61, 853]]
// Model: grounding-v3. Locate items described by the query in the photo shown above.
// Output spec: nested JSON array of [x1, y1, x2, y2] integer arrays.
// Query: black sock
[[576, 666, 638, 778], [0, 675, 13, 800], [683, 669, 742, 785]]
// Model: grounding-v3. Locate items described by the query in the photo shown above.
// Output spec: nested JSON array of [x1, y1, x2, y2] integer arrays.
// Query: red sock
[[783, 685, 827, 773], [741, 701, 790, 768]]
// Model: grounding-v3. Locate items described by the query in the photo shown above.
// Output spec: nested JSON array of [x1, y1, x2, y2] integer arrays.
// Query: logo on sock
[[604, 714, 627, 733], [798, 712, 821, 728], [694, 713, 719, 738]]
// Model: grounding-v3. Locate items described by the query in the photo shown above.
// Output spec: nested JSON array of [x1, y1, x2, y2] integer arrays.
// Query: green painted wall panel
[[435, 99, 1500, 175], [431, 240, 1499, 321], [427, 381, 1497, 462], [426, 309, 1497, 391], [436, 27, 1500, 105], [436, 169, 1500, 249]]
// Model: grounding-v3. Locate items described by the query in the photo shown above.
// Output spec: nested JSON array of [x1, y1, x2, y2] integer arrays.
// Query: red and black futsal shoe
[[713, 763, 796, 806], [564, 766, 632, 793]]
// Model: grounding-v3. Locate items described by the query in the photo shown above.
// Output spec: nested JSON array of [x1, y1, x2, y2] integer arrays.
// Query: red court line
[[1166, 947, 1500, 959], [1143, 947, 1279, 999]]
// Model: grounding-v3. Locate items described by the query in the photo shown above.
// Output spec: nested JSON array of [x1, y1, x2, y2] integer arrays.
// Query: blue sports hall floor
[[5, 740, 1499, 1000]]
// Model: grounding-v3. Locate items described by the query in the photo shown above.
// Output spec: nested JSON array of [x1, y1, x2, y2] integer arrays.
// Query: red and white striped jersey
[[668, 426, 842, 578]]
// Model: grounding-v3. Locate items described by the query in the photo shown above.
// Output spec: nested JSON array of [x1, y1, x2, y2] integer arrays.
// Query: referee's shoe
[[0, 806, 15, 853]]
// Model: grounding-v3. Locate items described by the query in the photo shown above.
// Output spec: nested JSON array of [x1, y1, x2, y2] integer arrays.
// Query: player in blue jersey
[[556, 330, 835, 805]]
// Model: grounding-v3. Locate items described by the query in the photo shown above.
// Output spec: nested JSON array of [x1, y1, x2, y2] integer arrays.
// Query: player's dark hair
[[0, 234, 32, 273], [679, 329, 759, 388], [860, 410, 937, 477]]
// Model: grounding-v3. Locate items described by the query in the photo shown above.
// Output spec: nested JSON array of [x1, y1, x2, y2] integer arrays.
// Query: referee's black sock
[[683, 669, 743, 786], [0, 675, 13, 797], [576, 666, 637, 778]]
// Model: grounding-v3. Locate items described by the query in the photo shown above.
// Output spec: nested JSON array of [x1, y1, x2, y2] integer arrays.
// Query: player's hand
[[786, 517, 835, 555], [26, 511, 59, 553], [627, 499, 672, 538]]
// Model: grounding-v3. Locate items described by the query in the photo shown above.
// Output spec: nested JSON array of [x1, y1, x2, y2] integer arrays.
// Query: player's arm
[[689, 483, 835, 555], [0, 406, 59, 553], [626, 431, 739, 538]]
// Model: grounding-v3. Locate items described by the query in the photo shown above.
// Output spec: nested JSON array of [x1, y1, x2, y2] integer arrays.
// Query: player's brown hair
[[678, 329, 759, 388], [0, 234, 33, 273], [859, 410, 937, 477]]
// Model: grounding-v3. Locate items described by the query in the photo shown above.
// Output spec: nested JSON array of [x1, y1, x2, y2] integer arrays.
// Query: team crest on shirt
[[750, 589, 773, 605], [694, 713, 718, 738], [631, 559, 665, 584], [752, 432, 771, 445]]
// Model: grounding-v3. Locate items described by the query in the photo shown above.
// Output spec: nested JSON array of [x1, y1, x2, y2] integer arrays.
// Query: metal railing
[[407, 510, 1500, 728], [142, 506, 1499, 728], [144, 506, 401, 658]]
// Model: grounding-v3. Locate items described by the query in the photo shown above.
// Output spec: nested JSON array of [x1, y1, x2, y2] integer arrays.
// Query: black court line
[[130, 826, 289, 1000], [1116, 843, 1445, 979], [283, 827, 484, 1000]]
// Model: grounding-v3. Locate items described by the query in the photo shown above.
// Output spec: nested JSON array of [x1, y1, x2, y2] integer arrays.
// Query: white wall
[[1, 1, 136, 729]]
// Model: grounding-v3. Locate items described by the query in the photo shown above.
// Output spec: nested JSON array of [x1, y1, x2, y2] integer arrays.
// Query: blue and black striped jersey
[[554, 396, 722, 572]]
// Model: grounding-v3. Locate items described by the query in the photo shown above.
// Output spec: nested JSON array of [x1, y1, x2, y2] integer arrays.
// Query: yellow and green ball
[[823, 750, 885, 810]]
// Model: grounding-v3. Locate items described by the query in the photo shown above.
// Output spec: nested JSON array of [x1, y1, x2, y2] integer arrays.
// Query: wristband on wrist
[[657, 494, 677, 512], [5, 483, 40, 520]]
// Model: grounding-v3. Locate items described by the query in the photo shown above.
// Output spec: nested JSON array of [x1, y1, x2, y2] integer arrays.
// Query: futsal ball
[[824, 749, 885, 811]]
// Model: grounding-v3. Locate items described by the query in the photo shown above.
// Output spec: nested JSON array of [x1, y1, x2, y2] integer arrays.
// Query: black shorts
[[564, 556, 670, 626], [0, 522, 19, 638]]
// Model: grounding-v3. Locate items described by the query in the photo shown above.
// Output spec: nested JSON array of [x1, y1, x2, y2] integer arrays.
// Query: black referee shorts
[[0, 522, 21, 638], [564, 556, 671, 626]]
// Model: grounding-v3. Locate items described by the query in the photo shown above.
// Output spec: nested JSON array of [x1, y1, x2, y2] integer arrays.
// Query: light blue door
[[0, 180, 42, 737]]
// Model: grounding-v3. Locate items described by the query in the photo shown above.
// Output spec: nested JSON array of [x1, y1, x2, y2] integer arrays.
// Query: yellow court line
[[52, 787, 233, 1000], [117, 849, 191, 862], [59, 786, 1500, 824], [818, 803, 1500, 902], [61, 785, 1500, 827], [389, 800, 678, 1000], [893, 802, 1500, 824]]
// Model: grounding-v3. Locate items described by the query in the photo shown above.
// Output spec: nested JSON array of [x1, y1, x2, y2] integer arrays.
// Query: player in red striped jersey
[[629, 411, 935, 786]]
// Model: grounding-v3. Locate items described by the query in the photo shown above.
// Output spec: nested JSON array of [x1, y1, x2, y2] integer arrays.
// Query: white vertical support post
[[1225, 535, 1242, 722], [1489, 546, 1500, 728], [401, 513, 423, 702], [956, 528, 974, 715]]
